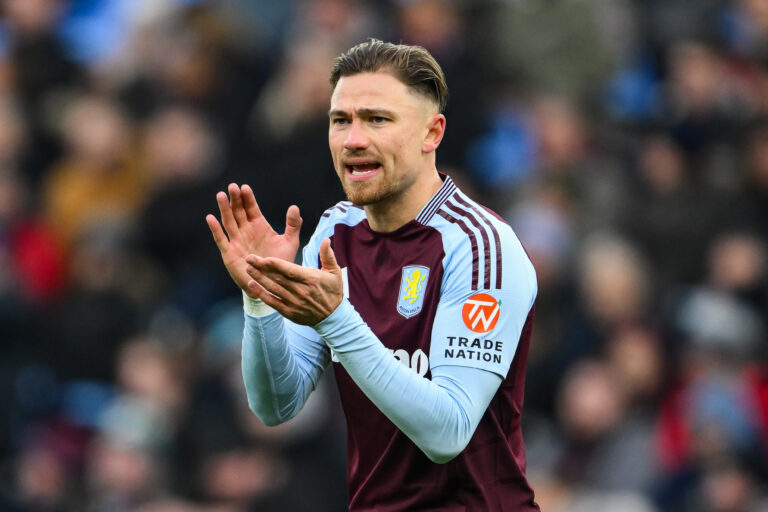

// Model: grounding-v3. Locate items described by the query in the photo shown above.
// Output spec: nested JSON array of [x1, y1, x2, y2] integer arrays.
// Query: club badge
[[397, 265, 430, 318]]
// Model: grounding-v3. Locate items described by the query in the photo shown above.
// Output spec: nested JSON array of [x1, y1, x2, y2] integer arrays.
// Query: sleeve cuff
[[312, 298, 358, 339], [243, 290, 277, 317]]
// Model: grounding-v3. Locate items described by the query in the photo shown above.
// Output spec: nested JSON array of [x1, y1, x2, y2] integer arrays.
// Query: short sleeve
[[429, 222, 537, 378]]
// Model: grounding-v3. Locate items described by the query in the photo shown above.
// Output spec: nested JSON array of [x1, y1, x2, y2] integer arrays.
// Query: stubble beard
[[340, 171, 397, 206], [342, 181, 391, 205]]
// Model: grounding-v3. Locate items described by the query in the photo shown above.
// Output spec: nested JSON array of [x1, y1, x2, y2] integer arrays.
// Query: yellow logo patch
[[397, 265, 430, 318]]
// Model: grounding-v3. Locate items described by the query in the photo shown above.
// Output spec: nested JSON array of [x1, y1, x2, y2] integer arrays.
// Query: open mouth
[[344, 162, 381, 180]]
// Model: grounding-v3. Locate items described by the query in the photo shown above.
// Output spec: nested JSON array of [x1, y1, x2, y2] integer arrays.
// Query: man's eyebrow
[[328, 108, 397, 118]]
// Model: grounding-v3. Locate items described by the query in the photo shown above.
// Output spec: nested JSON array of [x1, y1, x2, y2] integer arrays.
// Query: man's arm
[[245, 236, 536, 462], [241, 298, 330, 425], [208, 184, 331, 426]]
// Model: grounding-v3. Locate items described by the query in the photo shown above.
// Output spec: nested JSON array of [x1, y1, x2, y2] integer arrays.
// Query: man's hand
[[244, 238, 343, 325], [206, 183, 302, 297]]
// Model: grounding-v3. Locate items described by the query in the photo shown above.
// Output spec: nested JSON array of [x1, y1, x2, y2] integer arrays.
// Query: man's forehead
[[330, 71, 433, 112]]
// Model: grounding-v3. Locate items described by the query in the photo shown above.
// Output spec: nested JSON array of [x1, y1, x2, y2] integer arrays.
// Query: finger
[[240, 184, 263, 222], [246, 263, 296, 302], [216, 191, 239, 239], [246, 279, 288, 312], [284, 205, 302, 242], [319, 238, 340, 271], [205, 214, 229, 254], [228, 183, 248, 227], [249, 255, 306, 282]]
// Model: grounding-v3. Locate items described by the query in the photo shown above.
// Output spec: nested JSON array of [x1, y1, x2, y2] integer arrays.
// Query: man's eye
[[332, 118, 349, 125], [371, 116, 388, 124]]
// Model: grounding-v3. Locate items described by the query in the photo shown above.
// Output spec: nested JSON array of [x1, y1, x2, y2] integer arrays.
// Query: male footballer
[[207, 39, 539, 511]]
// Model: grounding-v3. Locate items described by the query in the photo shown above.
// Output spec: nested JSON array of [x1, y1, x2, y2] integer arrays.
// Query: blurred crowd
[[0, 0, 767, 511]]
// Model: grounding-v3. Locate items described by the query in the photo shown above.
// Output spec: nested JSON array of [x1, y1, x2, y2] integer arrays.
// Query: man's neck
[[364, 169, 443, 232]]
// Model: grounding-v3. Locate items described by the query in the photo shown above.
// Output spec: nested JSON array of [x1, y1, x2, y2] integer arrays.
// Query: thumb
[[319, 238, 340, 272], [284, 205, 302, 240]]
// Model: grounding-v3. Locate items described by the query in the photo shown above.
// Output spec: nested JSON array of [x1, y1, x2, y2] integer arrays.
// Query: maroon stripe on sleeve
[[445, 199, 491, 290], [454, 194, 503, 289], [437, 209, 479, 290]]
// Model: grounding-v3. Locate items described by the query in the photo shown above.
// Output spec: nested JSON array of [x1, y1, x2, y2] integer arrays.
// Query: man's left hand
[[244, 238, 343, 325]]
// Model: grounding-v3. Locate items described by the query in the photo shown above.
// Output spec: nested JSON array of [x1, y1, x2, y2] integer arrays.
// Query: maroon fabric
[[328, 216, 539, 512]]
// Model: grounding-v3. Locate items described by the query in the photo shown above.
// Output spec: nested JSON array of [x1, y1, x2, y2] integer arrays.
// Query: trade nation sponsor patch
[[462, 293, 501, 333]]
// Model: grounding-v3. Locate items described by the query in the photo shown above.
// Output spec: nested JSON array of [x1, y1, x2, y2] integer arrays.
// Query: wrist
[[242, 290, 276, 317]]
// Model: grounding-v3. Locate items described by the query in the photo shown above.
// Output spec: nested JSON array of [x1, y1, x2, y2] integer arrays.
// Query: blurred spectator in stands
[[655, 281, 768, 510], [665, 40, 758, 161], [0, 168, 63, 303], [605, 324, 667, 410], [85, 397, 168, 511], [0, 95, 26, 170], [527, 359, 659, 511], [559, 359, 658, 491], [1, 0, 84, 184], [43, 221, 140, 382], [138, 105, 227, 315], [43, 94, 146, 254], [112, 3, 267, 162], [707, 231, 768, 314], [579, 233, 652, 330], [485, 0, 615, 101], [730, 119, 768, 238], [8, 421, 87, 512], [531, 96, 628, 233], [621, 134, 714, 286]]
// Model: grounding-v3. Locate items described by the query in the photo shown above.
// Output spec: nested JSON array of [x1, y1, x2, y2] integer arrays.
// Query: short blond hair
[[330, 39, 449, 113]]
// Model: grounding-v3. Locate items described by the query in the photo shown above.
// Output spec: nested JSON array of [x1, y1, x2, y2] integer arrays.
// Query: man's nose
[[344, 120, 369, 150]]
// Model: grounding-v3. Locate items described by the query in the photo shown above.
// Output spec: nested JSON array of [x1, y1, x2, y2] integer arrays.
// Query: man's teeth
[[350, 165, 378, 175]]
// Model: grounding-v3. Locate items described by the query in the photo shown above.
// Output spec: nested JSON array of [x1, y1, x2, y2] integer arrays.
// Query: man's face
[[328, 71, 437, 206]]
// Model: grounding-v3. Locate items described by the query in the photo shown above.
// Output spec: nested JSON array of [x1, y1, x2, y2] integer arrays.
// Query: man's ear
[[422, 113, 446, 154]]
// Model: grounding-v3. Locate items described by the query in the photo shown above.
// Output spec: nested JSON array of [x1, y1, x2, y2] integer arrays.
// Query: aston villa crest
[[397, 265, 430, 318]]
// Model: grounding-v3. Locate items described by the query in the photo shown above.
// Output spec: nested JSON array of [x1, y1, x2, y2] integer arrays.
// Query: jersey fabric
[[299, 175, 539, 511]]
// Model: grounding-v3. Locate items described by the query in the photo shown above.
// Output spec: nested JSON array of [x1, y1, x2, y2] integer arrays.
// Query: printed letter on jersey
[[397, 265, 430, 318], [462, 293, 501, 333]]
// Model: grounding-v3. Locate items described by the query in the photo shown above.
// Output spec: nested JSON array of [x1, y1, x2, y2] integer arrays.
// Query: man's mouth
[[344, 161, 381, 180]]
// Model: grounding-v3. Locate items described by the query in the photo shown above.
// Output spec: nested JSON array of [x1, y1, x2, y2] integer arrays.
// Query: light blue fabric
[[242, 302, 502, 462]]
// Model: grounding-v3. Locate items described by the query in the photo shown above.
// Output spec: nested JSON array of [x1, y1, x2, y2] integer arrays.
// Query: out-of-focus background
[[0, 0, 767, 510]]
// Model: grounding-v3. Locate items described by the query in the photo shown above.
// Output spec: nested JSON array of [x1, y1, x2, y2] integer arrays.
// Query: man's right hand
[[206, 183, 302, 297]]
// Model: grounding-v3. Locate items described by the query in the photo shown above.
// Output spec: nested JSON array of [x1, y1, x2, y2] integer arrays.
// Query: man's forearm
[[242, 297, 330, 425]]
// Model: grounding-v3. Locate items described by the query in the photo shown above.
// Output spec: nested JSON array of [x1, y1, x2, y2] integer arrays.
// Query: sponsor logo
[[397, 265, 430, 318], [461, 293, 500, 333], [444, 336, 503, 364]]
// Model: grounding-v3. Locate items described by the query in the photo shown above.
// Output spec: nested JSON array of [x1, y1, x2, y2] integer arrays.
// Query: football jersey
[[302, 175, 539, 511]]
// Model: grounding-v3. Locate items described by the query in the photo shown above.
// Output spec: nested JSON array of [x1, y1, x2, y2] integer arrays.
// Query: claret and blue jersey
[[293, 174, 539, 511]]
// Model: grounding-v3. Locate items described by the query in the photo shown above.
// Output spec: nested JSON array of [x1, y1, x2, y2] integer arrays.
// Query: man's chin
[[343, 183, 387, 206]]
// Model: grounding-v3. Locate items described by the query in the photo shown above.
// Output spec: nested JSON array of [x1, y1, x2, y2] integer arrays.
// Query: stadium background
[[1, 0, 767, 510]]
